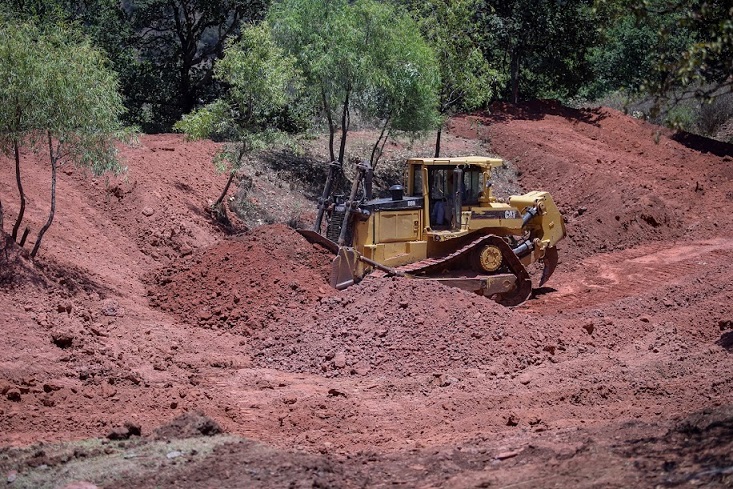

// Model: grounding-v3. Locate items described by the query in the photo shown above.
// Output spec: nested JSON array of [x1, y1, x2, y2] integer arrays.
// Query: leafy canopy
[[347, 0, 440, 130], [476, 0, 599, 102], [0, 17, 129, 257], [268, 0, 440, 165], [638, 0, 732, 101], [175, 21, 302, 173], [0, 18, 127, 173], [128, 0, 269, 131], [406, 0, 498, 115]]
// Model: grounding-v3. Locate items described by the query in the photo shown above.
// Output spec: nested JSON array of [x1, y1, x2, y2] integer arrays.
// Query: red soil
[[2, 104, 733, 487], [148, 225, 333, 333]]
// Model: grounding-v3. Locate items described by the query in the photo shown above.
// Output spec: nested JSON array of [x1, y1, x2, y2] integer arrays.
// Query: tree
[[630, 1, 732, 107], [346, 0, 441, 168], [0, 0, 270, 132], [174, 22, 302, 219], [0, 0, 139, 124], [128, 0, 269, 132], [405, 0, 499, 156], [585, 0, 696, 101], [0, 21, 36, 243], [478, 0, 598, 103], [268, 0, 440, 169], [0, 20, 129, 257], [583, 14, 661, 99], [267, 0, 343, 163]]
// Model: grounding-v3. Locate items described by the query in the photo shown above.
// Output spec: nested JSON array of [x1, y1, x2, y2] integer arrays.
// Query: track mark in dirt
[[529, 238, 733, 311]]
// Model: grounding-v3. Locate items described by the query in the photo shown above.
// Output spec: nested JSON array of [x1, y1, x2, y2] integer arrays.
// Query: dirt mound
[[251, 277, 580, 378], [3, 103, 733, 488], [450, 101, 733, 263], [151, 411, 222, 440], [149, 224, 334, 332]]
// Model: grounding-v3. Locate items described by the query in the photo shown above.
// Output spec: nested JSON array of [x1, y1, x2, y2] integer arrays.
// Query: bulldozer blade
[[331, 247, 360, 290], [297, 229, 339, 254], [540, 246, 559, 286]]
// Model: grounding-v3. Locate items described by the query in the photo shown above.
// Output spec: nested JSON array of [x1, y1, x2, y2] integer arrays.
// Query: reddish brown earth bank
[[1, 105, 732, 488]]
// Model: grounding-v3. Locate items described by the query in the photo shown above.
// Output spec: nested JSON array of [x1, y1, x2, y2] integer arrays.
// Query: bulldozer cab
[[406, 157, 503, 231]]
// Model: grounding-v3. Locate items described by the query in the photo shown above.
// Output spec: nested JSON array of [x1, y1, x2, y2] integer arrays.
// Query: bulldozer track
[[403, 235, 508, 275], [370, 234, 533, 305], [370, 234, 497, 278]]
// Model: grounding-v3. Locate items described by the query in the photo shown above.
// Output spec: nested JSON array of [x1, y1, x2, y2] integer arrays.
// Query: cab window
[[410, 165, 423, 196], [462, 167, 483, 205]]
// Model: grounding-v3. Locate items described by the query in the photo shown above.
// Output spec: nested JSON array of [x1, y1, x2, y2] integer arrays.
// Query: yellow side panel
[[407, 240, 427, 259], [356, 210, 426, 267], [353, 220, 373, 250], [366, 241, 428, 267], [376, 211, 420, 243]]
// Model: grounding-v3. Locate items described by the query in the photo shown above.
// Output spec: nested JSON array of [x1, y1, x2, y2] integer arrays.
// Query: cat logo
[[505, 210, 518, 219]]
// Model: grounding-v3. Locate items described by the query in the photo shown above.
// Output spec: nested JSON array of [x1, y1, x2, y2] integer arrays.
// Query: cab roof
[[406, 156, 503, 168]]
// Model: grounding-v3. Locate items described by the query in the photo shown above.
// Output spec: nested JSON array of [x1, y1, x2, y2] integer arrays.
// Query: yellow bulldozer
[[299, 156, 566, 306]]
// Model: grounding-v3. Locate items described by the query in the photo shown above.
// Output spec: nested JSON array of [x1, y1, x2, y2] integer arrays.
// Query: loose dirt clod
[[152, 412, 222, 440]]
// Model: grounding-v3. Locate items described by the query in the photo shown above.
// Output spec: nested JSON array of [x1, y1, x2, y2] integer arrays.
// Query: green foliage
[[586, 1, 695, 101], [0, 0, 138, 125], [589, 0, 732, 119], [665, 103, 697, 131], [216, 22, 301, 126], [176, 22, 301, 172], [479, 0, 599, 102], [348, 0, 440, 129], [641, 1, 733, 99], [1, 0, 271, 133], [583, 16, 659, 99], [0, 18, 129, 256], [175, 22, 302, 213], [0, 20, 41, 148], [128, 0, 269, 132], [175, 100, 233, 142], [406, 0, 498, 116], [268, 0, 440, 165], [0, 19, 127, 172]]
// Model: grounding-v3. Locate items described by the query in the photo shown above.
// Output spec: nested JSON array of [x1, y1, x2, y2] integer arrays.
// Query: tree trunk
[[179, 62, 195, 115], [321, 87, 336, 163], [172, 0, 197, 117], [213, 171, 236, 211], [337, 87, 351, 165], [370, 115, 391, 170], [214, 143, 245, 213], [510, 48, 521, 104], [19, 227, 29, 247], [31, 133, 58, 258], [434, 125, 443, 158], [11, 140, 26, 242]]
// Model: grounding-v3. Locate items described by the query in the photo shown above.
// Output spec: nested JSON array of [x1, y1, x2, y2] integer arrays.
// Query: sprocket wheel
[[472, 244, 503, 272]]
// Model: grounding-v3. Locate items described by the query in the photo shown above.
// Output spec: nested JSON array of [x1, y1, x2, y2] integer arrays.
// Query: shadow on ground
[[619, 405, 733, 487]]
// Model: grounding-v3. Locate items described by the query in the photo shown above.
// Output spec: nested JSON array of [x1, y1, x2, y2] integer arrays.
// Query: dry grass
[[229, 127, 507, 230], [0, 435, 239, 489]]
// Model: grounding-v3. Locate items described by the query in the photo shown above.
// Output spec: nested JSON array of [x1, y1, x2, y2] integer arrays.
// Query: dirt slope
[[1, 104, 733, 488], [451, 101, 733, 262]]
